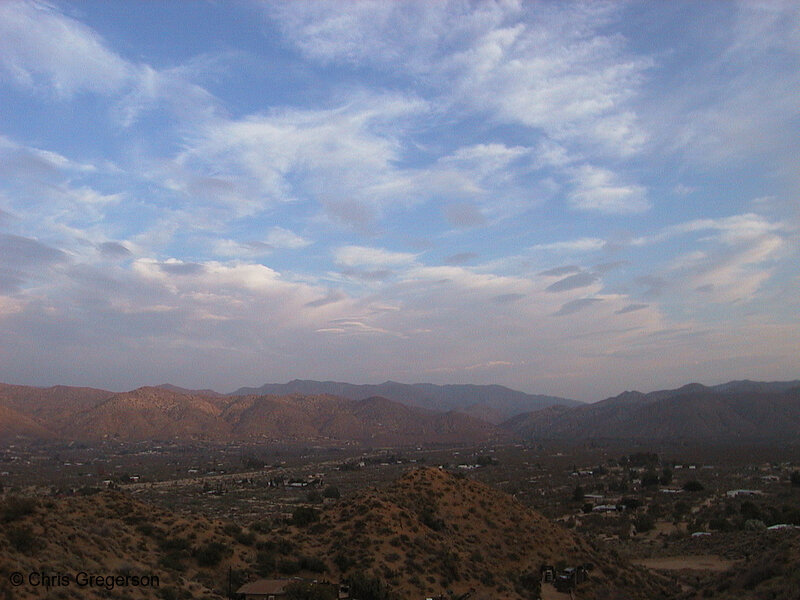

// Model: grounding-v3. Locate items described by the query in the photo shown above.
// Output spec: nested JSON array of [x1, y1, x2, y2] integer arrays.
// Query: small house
[[236, 579, 289, 600]]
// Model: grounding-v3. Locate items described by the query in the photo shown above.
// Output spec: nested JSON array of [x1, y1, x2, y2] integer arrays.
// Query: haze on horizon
[[0, 1, 798, 402]]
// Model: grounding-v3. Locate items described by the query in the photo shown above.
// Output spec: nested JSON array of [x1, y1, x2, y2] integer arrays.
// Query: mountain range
[[504, 380, 800, 441], [0, 383, 506, 444], [229, 379, 579, 423], [1, 378, 798, 443]]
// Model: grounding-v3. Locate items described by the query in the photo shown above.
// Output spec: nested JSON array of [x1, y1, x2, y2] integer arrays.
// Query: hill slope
[[258, 467, 677, 599], [0, 383, 506, 444], [505, 381, 800, 441], [230, 379, 579, 423], [0, 468, 679, 600]]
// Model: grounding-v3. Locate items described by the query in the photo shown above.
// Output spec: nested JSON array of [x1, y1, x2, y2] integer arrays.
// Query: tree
[[572, 485, 585, 502], [291, 506, 320, 526], [791, 471, 800, 487], [634, 514, 655, 533], [683, 480, 704, 492], [641, 470, 660, 488], [660, 467, 673, 485], [322, 485, 340, 499]]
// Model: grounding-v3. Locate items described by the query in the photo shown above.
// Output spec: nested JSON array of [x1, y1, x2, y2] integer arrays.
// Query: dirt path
[[633, 555, 735, 571], [540, 583, 568, 599]]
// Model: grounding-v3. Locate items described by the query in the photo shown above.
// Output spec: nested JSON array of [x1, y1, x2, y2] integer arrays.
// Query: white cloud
[[265, 227, 311, 250], [176, 95, 426, 221], [632, 213, 785, 246], [568, 165, 650, 214], [654, 2, 800, 170], [0, 0, 132, 97], [0, 2, 219, 126], [270, 2, 650, 158], [334, 246, 417, 268], [530, 238, 607, 253]]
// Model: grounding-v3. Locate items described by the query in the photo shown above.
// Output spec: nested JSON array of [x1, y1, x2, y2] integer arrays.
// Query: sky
[[0, 1, 798, 402]]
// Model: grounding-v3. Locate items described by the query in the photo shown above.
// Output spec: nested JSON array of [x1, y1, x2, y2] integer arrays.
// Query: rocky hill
[[271, 467, 677, 599], [0, 490, 255, 600], [229, 380, 579, 423], [0, 468, 678, 600], [0, 383, 111, 425], [504, 381, 800, 441]]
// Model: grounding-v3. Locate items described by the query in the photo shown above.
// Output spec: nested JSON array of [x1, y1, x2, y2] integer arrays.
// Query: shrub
[[251, 519, 272, 533], [641, 471, 660, 488], [236, 531, 256, 546], [517, 571, 542, 600], [195, 541, 232, 567], [1, 496, 37, 522], [278, 558, 301, 574], [285, 581, 337, 600], [292, 506, 320, 526], [159, 552, 186, 572], [6, 525, 40, 553], [709, 518, 731, 532], [322, 486, 341, 499], [255, 551, 276, 576], [334, 552, 355, 573], [683, 480, 705, 492], [419, 508, 444, 531], [159, 537, 190, 552], [346, 574, 392, 600], [157, 587, 179, 600], [634, 515, 655, 533], [299, 555, 327, 573]]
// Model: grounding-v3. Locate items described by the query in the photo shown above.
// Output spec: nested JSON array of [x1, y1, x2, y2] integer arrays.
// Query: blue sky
[[0, 1, 798, 401]]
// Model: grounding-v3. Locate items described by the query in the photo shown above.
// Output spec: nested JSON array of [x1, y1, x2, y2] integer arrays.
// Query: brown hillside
[[0, 383, 515, 444], [0, 491, 256, 600], [504, 387, 800, 441], [0, 383, 111, 425], [0, 468, 679, 600], [224, 394, 350, 439], [66, 387, 230, 440], [265, 467, 677, 600], [0, 404, 54, 439]]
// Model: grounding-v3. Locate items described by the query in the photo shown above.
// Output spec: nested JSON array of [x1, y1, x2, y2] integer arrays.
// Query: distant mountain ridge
[[2, 378, 799, 443], [505, 379, 800, 441], [230, 379, 579, 423], [0, 383, 507, 444]]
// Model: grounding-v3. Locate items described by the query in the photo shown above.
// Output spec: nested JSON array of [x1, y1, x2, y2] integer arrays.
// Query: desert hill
[[230, 380, 579, 423], [274, 466, 678, 599], [0, 468, 677, 600], [505, 381, 800, 441], [0, 490, 258, 600], [0, 383, 506, 444], [222, 393, 504, 445], [69, 386, 230, 441], [0, 403, 54, 439], [0, 383, 112, 425], [156, 383, 226, 397]]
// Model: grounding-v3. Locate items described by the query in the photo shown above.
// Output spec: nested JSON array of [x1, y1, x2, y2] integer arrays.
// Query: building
[[726, 489, 763, 498], [237, 579, 289, 600], [236, 579, 347, 600]]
